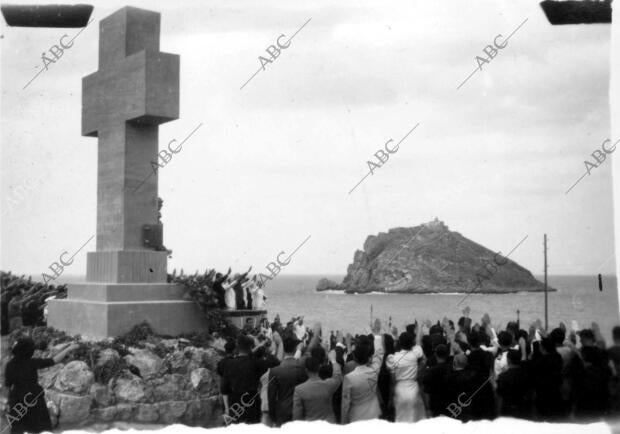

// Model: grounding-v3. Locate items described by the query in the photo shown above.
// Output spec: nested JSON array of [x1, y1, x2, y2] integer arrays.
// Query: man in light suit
[[293, 350, 343, 422], [341, 336, 384, 424]]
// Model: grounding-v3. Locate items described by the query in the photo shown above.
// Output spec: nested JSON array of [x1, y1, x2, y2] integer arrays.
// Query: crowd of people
[[0, 272, 66, 335], [217, 313, 620, 425]]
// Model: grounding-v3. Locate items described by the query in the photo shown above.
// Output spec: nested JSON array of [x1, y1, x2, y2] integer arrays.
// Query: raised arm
[[369, 335, 385, 372], [52, 342, 79, 364], [306, 322, 322, 352], [325, 350, 343, 394]]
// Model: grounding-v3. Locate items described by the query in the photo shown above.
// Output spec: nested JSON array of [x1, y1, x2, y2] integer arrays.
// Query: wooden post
[[544, 234, 548, 331]]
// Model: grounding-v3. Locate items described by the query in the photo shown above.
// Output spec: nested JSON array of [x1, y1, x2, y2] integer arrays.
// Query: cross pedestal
[[47, 6, 207, 339]]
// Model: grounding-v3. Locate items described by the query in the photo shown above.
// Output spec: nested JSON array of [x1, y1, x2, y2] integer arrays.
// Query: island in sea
[[317, 218, 555, 294]]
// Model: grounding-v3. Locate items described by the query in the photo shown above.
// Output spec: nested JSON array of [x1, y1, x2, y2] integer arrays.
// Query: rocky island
[[317, 219, 554, 294]]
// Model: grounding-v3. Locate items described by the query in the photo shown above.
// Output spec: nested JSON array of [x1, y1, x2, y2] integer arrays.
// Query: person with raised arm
[[223, 276, 237, 310], [4, 338, 79, 434], [212, 267, 232, 309], [293, 347, 343, 422], [571, 326, 612, 420], [465, 325, 496, 420], [268, 322, 322, 426], [386, 328, 426, 423], [220, 334, 279, 425], [340, 331, 384, 424]]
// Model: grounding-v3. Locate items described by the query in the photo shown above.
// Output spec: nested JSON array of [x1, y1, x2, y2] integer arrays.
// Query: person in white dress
[[254, 286, 265, 309], [223, 278, 237, 310], [386, 331, 426, 423]]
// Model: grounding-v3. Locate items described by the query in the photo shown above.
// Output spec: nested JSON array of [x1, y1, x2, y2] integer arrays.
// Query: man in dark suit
[[421, 344, 453, 417], [293, 350, 342, 422], [268, 336, 308, 426], [221, 335, 278, 424]]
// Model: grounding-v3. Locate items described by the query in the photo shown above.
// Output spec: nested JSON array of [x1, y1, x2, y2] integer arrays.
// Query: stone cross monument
[[48, 6, 207, 338]]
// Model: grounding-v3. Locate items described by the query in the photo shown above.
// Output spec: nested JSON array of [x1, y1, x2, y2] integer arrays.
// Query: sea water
[[265, 275, 620, 342]]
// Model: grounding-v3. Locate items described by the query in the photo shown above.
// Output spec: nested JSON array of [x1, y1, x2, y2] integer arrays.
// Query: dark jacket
[[497, 365, 532, 419], [221, 354, 279, 424], [421, 360, 453, 417], [268, 357, 308, 425], [466, 348, 496, 420], [5, 357, 54, 433]]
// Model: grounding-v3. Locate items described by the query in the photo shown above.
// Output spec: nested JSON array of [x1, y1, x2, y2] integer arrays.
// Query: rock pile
[[1, 332, 224, 430]]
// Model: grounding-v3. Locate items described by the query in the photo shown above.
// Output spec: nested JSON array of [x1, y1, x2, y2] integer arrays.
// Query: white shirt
[[493, 344, 519, 378], [386, 345, 424, 382], [224, 286, 236, 309]]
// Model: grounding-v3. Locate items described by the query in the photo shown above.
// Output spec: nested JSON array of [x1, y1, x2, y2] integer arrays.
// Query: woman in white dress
[[223, 278, 237, 310], [386, 331, 426, 423], [254, 286, 265, 309]]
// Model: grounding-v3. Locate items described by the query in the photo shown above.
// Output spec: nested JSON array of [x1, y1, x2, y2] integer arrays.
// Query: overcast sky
[[0, 0, 615, 279]]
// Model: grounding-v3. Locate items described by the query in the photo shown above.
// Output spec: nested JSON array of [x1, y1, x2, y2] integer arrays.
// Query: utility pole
[[544, 234, 548, 331]]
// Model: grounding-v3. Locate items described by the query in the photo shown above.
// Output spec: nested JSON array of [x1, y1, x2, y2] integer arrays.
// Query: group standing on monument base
[[218, 314, 620, 426], [211, 267, 266, 311]]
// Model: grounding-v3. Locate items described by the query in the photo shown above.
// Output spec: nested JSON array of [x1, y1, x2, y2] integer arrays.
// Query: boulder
[[93, 406, 117, 422], [114, 403, 135, 421], [113, 372, 146, 403], [173, 346, 222, 372], [44, 389, 61, 407], [39, 363, 64, 389], [164, 349, 192, 374], [183, 397, 223, 426], [192, 347, 221, 371], [160, 339, 179, 349], [124, 348, 163, 379], [97, 348, 120, 366], [182, 399, 205, 425], [202, 396, 224, 428], [157, 400, 187, 424], [136, 403, 159, 423], [46, 399, 59, 428], [56, 393, 91, 425], [54, 361, 94, 394], [190, 368, 218, 396], [89, 383, 114, 407], [151, 373, 190, 401]]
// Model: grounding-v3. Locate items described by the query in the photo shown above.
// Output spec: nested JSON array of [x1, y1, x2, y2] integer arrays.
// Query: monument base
[[219, 309, 268, 329], [47, 282, 208, 340]]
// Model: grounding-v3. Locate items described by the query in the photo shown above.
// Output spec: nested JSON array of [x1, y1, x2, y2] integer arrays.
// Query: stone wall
[[1, 338, 225, 430]]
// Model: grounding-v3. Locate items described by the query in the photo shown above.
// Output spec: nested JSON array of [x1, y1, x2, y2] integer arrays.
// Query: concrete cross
[[48, 6, 213, 339], [82, 6, 179, 253]]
